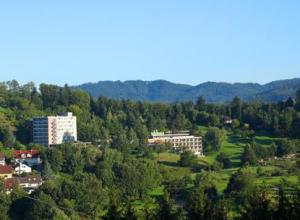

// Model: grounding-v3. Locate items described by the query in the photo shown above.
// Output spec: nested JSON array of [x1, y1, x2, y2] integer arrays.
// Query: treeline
[[0, 80, 300, 150]]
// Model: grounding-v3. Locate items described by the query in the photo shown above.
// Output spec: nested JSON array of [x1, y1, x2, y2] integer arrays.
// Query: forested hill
[[73, 78, 300, 103]]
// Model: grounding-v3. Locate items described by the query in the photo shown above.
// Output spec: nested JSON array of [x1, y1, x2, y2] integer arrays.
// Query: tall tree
[[186, 183, 219, 220], [42, 160, 55, 180], [231, 96, 242, 120], [196, 96, 206, 111], [39, 84, 61, 109], [178, 151, 198, 167], [204, 127, 224, 151], [240, 185, 275, 220], [0, 192, 10, 220], [216, 152, 232, 169], [241, 144, 257, 166], [156, 192, 183, 220], [47, 148, 63, 172]]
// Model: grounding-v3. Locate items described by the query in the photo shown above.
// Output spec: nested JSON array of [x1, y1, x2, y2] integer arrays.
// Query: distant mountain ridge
[[73, 78, 300, 103]]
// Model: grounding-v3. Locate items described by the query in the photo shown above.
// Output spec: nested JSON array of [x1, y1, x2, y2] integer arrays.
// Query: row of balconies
[[33, 139, 48, 142], [174, 138, 201, 141], [32, 126, 47, 129], [172, 146, 203, 153], [33, 130, 48, 132], [173, 145, 202, 148], [32, 122, 48, 125], [33, 133, 48, 136], [167, 140, 202, 144]]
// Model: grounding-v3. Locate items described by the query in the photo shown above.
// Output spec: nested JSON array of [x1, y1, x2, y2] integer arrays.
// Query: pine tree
[[42, 160, 55, 180], [156, 192, 181, 220], [241, 144, 257, 166]]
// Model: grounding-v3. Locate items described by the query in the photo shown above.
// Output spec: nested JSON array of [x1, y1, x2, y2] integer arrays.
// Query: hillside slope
[[73, 78, 300, 103]]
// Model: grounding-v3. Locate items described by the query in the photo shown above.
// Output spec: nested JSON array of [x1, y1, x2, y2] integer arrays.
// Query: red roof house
[[0, 165, 13, 174], [3, 178, 18, 192], [2, 175, 43, 194], [0, 165, 13, 179], [13, 150, 39, 159], [12, 150, 41, 167]]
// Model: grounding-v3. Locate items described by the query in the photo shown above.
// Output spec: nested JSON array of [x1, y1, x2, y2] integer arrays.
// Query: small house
[[14, 163, 32, 175], [223, 116, 233, 125], [17, 175, 43, 192], [13, 150, 41, 167], [0, 165, 13, 179], [3, 175, 43, 194]]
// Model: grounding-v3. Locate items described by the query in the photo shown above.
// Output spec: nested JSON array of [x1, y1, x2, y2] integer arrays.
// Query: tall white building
[[32, 112, 77, 147]]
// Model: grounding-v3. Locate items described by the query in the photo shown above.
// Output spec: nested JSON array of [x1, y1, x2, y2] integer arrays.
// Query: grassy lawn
[[200, 131, 282, 167], [154, 152, 192, 182], [148, 187, 164, 196], [254, 134, 282, 146], [256, 175, 299, 185], [197, 126, 246, 167], [154, 152, 180, 163], [200, 132, 246, 167], [215, 168, 239, 191]]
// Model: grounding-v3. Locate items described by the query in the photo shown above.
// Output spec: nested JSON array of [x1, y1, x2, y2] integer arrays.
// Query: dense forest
[[0, 80, 300, 220], [74, 78, 300, 103]]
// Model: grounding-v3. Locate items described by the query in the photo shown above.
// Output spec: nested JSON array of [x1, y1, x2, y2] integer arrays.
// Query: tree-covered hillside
[[73, 78, 300, 103], [74, 80, 192, 102]]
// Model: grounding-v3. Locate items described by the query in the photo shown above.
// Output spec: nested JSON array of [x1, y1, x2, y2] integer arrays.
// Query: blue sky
[[0, 0, 299, 86]]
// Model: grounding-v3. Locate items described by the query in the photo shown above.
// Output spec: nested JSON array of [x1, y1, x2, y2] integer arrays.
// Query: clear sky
[[0, 0, 299, 86]]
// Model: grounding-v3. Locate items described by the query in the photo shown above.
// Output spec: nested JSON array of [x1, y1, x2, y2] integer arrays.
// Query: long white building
[[148, 131, 204, 156], [32, 112, 77, 147]]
